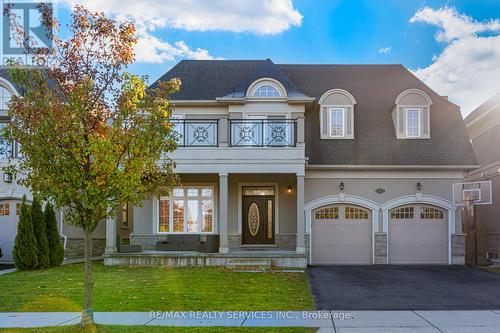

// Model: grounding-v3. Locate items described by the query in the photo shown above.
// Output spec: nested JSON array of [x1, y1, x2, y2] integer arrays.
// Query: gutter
[[306, 164, 481, 171]]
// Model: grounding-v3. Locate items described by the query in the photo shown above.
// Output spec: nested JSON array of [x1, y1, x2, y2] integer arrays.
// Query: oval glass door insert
[[248, 202, 260, 236]]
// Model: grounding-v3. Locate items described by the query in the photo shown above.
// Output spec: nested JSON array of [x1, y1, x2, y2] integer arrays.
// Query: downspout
[[59, 209, 68, 257]]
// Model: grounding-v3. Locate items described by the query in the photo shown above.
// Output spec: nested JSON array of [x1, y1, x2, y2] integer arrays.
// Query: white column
[[105, 215, 117, 254], [296, 174, 306, 254], [219, 173, 229, 253]]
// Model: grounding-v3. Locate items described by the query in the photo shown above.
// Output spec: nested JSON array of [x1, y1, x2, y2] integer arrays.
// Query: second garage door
[[311, 205, 372, 265], [389, 204, 448, 264]]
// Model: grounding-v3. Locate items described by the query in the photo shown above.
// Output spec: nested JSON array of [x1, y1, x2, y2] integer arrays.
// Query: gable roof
[[464, 92, 500, 125], [151, 60, 478, 168]]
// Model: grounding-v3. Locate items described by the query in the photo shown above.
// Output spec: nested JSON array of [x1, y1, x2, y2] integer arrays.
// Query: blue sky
[[57, 0, 500, 115]]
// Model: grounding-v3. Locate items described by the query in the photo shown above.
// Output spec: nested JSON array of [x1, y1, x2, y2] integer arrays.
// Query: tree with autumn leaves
[[4, 5, 179, 328]]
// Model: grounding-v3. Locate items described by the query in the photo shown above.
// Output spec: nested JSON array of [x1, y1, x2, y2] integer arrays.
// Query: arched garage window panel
[[421, 206, 444, 219], [394, 89, 432, 139], [318, 89, 356, 139], [314, 206, 339, 220], [345, 206, 369, 219], [390, 206, 414, 219]]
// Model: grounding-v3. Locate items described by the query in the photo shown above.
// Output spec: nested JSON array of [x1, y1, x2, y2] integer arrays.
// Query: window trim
[[406, 107, 421, 138], [328, 107, 345, 138], [155, 184, 217, 234]]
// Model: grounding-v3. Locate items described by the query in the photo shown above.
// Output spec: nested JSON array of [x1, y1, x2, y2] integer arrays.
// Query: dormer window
[[318, 89, 356, 139], [329, 108, 345, 137], [394, 89, 433, 139], [246, 78, 286, 99], [406, 108, 421, 138], [254, 85, 281, 97]]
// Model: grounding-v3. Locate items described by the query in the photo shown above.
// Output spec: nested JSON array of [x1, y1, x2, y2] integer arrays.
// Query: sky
[[56, 0, 500, 116]]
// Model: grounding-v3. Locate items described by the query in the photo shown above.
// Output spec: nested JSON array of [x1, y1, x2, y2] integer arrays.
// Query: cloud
[[378, 47, 391, 54], [410, 7, 500, 115], [61, 0, 302, 34]]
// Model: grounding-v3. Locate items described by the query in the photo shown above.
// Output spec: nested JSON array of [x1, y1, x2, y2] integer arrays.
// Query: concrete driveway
[[307, 265, 500, 310]]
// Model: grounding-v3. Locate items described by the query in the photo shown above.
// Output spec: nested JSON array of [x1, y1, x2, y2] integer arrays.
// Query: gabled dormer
[[393, 89, 433, 139]]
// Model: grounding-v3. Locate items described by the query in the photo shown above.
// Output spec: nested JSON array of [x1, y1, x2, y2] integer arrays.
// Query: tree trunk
[[81, 228, 94, 327]]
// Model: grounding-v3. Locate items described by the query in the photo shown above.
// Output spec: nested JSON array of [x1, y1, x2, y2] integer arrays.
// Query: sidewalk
[[2, 311, 500, 332]]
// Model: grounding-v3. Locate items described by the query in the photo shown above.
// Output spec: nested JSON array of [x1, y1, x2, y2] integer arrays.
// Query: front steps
[[104, 250, 308, 268], [226, 257, 273, 270]]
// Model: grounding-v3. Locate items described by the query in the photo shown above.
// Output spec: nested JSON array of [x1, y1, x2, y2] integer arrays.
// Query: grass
[[0, 262, 314, 312], [0, 326, 317, 333]]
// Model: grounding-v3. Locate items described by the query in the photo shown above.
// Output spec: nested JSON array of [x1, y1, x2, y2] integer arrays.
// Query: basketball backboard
[[452, 181, 492, 206]]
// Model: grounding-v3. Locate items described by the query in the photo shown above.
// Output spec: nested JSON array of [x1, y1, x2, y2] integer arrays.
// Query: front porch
[[104, 172, 307, 267], [103, 249, 308, 268]]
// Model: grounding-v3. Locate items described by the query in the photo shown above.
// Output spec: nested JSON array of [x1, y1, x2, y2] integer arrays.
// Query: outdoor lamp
[[340, 182, 345, 191], [417, 182, 422, 191]]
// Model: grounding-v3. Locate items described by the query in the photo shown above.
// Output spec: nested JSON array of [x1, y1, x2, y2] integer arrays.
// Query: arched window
[[253, 85, 281, 97], [394, 89, 433, 139], [0, 86, 12, 110], [318, 89, 356, 139]]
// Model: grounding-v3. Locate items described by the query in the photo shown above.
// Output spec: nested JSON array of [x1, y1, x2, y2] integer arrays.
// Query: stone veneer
[[451, 233, 466, 265], [65, 238, 106, 259], [374, 232, 388, 264]]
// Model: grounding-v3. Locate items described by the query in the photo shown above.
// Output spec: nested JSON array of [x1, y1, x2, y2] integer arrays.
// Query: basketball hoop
[[452, 181, 493, 267]]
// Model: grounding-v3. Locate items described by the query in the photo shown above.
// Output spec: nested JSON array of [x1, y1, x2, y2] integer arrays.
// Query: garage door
[[389, 204, 448, 264], [0, 200, 21, 263], [311, 205, 372, 264]]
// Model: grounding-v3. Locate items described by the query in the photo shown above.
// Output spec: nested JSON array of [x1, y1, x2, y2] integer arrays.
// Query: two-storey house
[[0, 59, 478, 267]]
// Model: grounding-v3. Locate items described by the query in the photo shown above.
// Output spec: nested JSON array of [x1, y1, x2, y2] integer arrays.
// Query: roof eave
[[306, 164, 481, 171]]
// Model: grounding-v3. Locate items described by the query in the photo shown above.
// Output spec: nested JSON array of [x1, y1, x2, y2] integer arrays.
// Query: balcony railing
[[229, 119, 296, 147], [173, 120, 219, 147]]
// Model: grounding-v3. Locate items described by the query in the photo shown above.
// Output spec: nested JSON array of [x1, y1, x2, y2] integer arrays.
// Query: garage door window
[[315, 206, 339, 220], [421, 207, 444, 219], [345, 207, 369, 219], [390, 206, 414, 219], [0, 203, 10, 216]]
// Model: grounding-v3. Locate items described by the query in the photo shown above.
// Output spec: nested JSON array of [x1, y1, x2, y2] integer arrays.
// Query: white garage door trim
[[381, 194, 456, 264], [305, 194, 380, 265]]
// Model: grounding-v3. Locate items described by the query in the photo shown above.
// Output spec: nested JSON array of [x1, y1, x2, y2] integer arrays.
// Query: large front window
[[158, 186, 215, 233]]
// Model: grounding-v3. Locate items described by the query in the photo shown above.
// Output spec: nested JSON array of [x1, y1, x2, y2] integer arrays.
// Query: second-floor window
[[254, 85, 281, 97], [329, 108, 345, 137], [406, 108, 421, 138], [0, 86, 12, 110], [0, 120, 13, 159]]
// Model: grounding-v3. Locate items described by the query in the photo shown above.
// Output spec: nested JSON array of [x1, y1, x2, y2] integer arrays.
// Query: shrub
[[32, 196, 50, 268], [45, 202, 64, 266], [12, 196, 38, 270]]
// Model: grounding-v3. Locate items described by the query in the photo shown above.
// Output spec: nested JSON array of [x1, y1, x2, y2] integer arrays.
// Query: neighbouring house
[[0, 71, 106, 263], [0, 60, 479, 267], [464, 92, 500, 260]]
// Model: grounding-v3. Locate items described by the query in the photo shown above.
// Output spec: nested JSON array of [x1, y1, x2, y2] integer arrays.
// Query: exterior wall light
[[340, 182, 345, 191], [417, 182, 422, 191], [3, 173, 12, 183], [287, 186, 292, 194]]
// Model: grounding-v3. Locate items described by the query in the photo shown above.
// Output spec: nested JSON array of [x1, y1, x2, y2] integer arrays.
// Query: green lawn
[[1, 326, 317, 333], [0, 262, 314, 312]]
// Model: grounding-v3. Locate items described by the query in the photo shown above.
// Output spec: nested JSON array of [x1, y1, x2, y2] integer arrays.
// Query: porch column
[[105, 215, 117, 254], [296, 174, 306, 254], [219, 173, 229, 253]]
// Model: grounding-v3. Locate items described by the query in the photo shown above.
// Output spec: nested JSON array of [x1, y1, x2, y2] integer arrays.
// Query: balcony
[[173, 120, 219, 147], [173, 119, 299, 148], [168, 117, 304, 174], [229, 120, 296, 147]]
